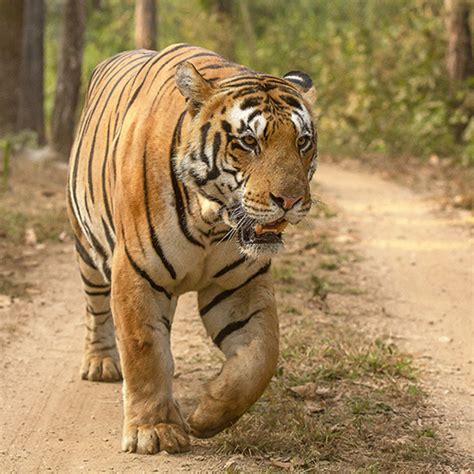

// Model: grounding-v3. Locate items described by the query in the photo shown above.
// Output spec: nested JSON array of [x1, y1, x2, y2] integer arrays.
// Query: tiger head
[[176, 62, 317, 258]]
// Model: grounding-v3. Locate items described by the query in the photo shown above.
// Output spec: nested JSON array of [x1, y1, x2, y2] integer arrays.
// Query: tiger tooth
[[275, 221, 288, 233], [254, 220, 288, 235]]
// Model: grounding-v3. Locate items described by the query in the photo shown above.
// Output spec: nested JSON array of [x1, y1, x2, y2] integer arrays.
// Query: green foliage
[[243, 0, 472, 160], [43, 0, 473, 162]]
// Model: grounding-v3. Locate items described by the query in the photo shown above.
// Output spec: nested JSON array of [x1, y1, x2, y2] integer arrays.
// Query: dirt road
[[317, 163, 473, 452], [1, 162, 472, 471]]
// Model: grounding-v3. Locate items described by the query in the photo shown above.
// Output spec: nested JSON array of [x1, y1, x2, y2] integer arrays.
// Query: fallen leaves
[[288, 382, 334, 400]]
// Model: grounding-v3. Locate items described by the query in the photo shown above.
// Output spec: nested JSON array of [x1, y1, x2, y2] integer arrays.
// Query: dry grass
[[0, 154, 70, 299], [212, 198, 470, 472], [0, 156, 471, 471], [0, 154, 69, 244]]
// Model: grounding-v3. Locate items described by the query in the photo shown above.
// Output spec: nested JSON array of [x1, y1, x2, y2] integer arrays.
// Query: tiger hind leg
[[75, 239, 121, 382]]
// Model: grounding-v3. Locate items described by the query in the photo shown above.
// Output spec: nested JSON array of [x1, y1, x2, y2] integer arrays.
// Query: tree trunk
[[445, 0, 473, 91], [135, 0, 157, 50], [50, 0, 86, 158], [17, 0, 45, 145], [0, 0, 24, 137]]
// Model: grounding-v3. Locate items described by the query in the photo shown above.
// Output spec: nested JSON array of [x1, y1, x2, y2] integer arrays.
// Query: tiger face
[[176, 62, 317, 257]]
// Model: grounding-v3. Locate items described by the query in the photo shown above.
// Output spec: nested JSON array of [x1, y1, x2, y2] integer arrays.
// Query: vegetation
[[0, 1, 471, 164], [210, 200, 468, 471], [40, 0, 472, 165]]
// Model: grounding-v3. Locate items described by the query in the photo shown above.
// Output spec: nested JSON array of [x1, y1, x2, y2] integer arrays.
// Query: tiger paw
[[80, 354, 122, 382], [122, 423, 191, 454]]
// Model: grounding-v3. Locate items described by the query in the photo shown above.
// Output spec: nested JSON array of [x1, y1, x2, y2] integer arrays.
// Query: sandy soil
[[317, 164, 474, 453], [0, 162, 472, 471]]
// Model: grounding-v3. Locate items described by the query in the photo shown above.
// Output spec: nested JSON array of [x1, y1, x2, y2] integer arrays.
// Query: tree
[[445, 0, 473, 91], [0, 0, 24, 136], [17, 0, 45, 145], [50, 0, 86, 157], [135, 0, 158, 50]]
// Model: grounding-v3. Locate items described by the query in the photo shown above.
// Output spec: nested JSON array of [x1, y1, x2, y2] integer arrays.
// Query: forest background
[[0, 0, 472, 167]]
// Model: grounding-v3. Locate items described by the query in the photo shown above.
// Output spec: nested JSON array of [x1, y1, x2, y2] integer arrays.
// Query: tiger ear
[[176, 61, 215, 113], [283, 70, 316, 106]]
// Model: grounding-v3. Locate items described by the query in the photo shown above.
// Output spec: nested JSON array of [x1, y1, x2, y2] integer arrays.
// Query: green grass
[[310, 274, 331, 299], [320, 261, 339, 271]]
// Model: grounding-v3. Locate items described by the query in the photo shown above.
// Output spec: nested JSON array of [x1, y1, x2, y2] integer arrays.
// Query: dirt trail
[[1, 246, 228, 472], [1, 162, 472, 471], [317, 163, 474, 452]]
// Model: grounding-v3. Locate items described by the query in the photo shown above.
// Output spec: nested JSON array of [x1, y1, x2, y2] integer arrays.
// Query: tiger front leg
[[111, 247, 190, 454], [190, 269, 279, 438]]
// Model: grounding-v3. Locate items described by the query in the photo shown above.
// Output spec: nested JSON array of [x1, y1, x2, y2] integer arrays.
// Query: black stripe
[[281, 95, 303, 110], [87, 50, 144, 100], [86, 59, 147, 204], [221, 120, 232, 134], [247, 109, 263, 122], [200, 262, 271, 316], [169, 112, 205, 248], [240, 97, 262, 110], [80, 273, 109, 289], [213, 309, 261, 348], [213, 256, 247, 278], [145, 43, 194, 93], [71, 56, 147, 228], [143, 145, 177, 279], [124, 243, 171, 298], [222, 80, 260, 89], [101, 217, 115, 254], [84, 53, 147, 122], [101, 118, 115, 234], [199, 122, 211, 166], [80, 54, 147, 147], [211, 131, 221, 166], [75, 238, 97, 269], [86, 306, 111, 317], [85, 289, 111, 297], [84, 222, 111, 280]]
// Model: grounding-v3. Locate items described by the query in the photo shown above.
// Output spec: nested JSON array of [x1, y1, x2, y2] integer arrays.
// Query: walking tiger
[[67, 43, 317, 454]]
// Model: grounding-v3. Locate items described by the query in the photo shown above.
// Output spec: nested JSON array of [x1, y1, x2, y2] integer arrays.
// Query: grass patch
[[216, 324, 459, 470], [311, 274, 331, 299], [214, 212, 465, 470], [319, 238, 338, 255], [272, 263, 295, 284], [320, 260, 339, 271], [0, 205, 69, 243]]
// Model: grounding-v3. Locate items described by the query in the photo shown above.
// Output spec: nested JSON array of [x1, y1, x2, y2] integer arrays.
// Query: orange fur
[[68, 44, 317, 454]]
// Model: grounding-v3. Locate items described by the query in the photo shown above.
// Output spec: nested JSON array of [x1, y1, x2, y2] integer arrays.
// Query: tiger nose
[[269, 193, 303, 210]]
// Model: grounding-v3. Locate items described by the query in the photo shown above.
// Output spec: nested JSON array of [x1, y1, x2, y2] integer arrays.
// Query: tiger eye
[[242, 135, 257, 147], [297, 135, 311, 148]]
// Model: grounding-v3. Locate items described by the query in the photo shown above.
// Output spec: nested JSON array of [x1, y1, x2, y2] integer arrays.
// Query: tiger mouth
[[239, 218, 288, 246]]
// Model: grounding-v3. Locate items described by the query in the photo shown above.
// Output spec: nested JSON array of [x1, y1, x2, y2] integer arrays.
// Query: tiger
[[67, 43, 317, 455]]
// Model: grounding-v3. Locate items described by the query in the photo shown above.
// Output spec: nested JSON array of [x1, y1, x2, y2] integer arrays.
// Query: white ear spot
[[283, 70, 316, 105]]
